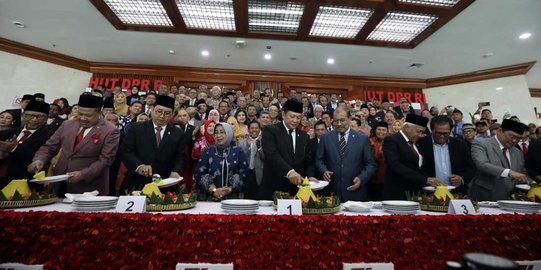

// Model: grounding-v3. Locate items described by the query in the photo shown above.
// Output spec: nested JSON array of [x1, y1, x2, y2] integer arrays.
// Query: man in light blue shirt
[[451, 109, 465, 139]]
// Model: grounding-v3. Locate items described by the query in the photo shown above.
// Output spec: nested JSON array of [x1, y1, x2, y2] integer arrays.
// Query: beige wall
[[423, 75, 539, 125], [0, 51, 91, 110]]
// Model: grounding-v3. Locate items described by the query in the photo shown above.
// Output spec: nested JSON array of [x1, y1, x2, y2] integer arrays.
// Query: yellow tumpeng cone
[[295, 177, 317, 202], [434, 186, 454, 201]]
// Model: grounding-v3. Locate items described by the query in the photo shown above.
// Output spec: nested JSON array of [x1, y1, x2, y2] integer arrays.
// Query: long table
[[1, 202, 540, 270]]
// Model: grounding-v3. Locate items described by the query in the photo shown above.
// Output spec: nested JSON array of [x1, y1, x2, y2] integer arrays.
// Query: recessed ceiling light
[[169, 50, 175, 54], [482, 53, 494, 58], [264, 53, 272, 60], [12, 21, 25, 28], [289, 56, 297, 61], [327, 58, 335, 64], [201, 50, 209, 56], [496, 87, 503, 90], [519, 32, 531, 39]]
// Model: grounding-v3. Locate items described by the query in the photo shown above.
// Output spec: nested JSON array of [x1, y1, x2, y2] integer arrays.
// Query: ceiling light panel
[[176, 0, 236, 30], [367, 11, 438, 43], [309, 6, 373, 38], [399, 0, 460, 7], [248, 0, 305, 33], [104, 0, 173, 26]]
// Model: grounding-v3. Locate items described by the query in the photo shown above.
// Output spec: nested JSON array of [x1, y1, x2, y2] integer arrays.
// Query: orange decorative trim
[[530, 88, 541, 98]]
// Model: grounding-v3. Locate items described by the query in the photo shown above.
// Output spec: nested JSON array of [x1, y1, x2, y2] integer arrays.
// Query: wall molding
[[530, 88, 541, 98], [1, 38, 538, 91]]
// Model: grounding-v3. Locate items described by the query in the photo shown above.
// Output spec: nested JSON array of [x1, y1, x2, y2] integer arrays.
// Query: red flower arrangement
[[91, 134, 100, 144], [0, 212, 540, 270]]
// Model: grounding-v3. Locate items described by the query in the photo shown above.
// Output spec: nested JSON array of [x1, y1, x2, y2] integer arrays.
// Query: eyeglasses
[[154, 109, 172, 117]]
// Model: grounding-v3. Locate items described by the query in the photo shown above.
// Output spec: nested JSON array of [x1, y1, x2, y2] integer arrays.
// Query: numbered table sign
[[115, 196, 147, 213], [448, 199, 476, 215], [277, 199, 302, 215], [343, 262, 394, 270], [176, 263, 233, 270]]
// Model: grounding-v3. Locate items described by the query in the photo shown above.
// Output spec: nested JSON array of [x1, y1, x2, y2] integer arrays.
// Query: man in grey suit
[[316, 108, 377, 202], [470, 119, 530, 201], [239, 120, 264, 199]]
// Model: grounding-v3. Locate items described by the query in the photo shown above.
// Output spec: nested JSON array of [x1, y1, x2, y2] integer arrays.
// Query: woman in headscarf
[[192, 120, 216, 161], [226, 116, 244, 141], [128, 86, 140, 105], [114, 92, 129, 116], [207, 109, 220, 122], [195, 122, 248, 201]]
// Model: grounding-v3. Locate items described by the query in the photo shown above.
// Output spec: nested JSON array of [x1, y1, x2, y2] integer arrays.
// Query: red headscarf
[[202, 120, 216, 145]]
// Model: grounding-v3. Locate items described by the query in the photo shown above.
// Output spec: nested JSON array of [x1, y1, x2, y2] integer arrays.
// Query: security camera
[[236, 40, 246, 48]]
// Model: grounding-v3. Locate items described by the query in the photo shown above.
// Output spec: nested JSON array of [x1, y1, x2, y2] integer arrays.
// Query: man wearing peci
[[469, 119, 530, 201], [383, 114, 444, 200], [259, 99, 316, 200], [120, 95, 185, 192], [316, 108, 377, 202], [29, 94, 120, 196]]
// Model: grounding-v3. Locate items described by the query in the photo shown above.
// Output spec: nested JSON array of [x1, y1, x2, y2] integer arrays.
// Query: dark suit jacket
[[120, 120, 185, 191], [316, 130, 377, 202], [0, 126, 53, 189], [259, 122, 314, 199], [321, 104, 334, 115], [526, 139, 541, 180], [417, 136, 475, 195], [48, 117, 65, 132], [382, 132, 427, 199], [393, 105, 416, 119]]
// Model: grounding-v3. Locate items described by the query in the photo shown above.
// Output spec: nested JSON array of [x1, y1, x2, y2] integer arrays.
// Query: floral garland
[[0, 212, 540, 269]]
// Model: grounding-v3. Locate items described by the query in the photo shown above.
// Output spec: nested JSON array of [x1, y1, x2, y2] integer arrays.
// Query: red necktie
[[408, 141, 419, 159], [155, 126, 163, 147], [18, 130, 32, 144], [74, 128, 87, 147], [521, 142, 528, 155]]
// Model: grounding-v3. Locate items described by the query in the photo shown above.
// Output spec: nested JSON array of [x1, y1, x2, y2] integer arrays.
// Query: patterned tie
[[521, 142, 528, 155], [339, 132, 346, 159], [155, 126, 163, 147], [408, 141, 419, 159], [74, 128, 87, 147], [18, 130, 32, 144]]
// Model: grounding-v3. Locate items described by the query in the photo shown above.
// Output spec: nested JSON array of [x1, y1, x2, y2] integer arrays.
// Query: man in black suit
[[526, 138, 541, 183], [184, 88, 198, 107], [310, 121, 327, 180], [0, 100, 53, 189], [417, 116, 476, 195], [383, 114, 444, 200], [120, 95, 185, 192], [47, 103, 65, 132], [393, 97, 415, 119], [319, 95, 334, 115], [259, 99, 316, 199], [8, 94, 34, 128]]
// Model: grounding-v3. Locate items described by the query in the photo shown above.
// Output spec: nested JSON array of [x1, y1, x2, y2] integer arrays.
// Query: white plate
[[370, 202, 383, 209], [478, 201, 499, 208], [75, 205, 115, 211], [422, 186, 456, 192], [222, 209, 258, 215], [343, 206, 371, 213], [384, 209, 419, 215], [221, 206, 259, 210], [74, 196, 118, 202], [497, 200, 541, 207], [382, 201, 420, 207], [310, 181, 329, 191], [74, 202, 117, 206], [29, 174, 70, 183], [499, 207, 539, 214], [156, 177, 183, 188], [515, 184, 531, 191], [258, 200, 273, 207], [221, 199, 259, 206]]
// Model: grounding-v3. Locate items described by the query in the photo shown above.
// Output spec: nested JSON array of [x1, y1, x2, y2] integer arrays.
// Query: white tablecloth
[[10, 200, 517, 216]]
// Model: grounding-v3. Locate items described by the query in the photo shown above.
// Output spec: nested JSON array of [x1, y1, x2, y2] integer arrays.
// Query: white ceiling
[[1, 0, 540, 88]]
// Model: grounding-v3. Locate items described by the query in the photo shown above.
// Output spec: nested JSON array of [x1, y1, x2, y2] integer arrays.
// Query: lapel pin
[[167, 132, 171, 135]]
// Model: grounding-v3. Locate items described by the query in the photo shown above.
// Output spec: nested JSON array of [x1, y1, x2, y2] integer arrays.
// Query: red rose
[[91, 134, 100, 143]]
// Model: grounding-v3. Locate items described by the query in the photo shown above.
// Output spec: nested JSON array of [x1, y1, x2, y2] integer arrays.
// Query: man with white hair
[[383, 114, 444, 200], [207, 86, 222, 110], [308, 105, 324, 129]]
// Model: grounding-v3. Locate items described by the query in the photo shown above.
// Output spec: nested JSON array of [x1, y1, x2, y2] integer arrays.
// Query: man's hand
[[0, 135, 17, 152], [169, 172, 181, 179], [509, 170, 529, 184], [308, 177, 319, 183], [427, 177, 445, 187], [67, 171, 84, 183], [449, 174, 463, 187], [346, 177, 361, 191], [288, 170, 303, 186], [27, 161, 44, 173], [137, 165, 153, 177], [323, 171, 334, 182]]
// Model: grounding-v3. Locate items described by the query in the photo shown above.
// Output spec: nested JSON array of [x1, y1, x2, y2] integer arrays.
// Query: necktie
[[521, 142, 528, 155], [249, 139, 257, 170], [408, 141, 419, 159], [221, 149, 229, 188], [339, 132, 346, 159], [453, 124, 458, 136], [502, 148, 511, 168], [74, 128, 87, 147], [288, 129, 295, 154], [18, 130, 32, 144], [155, 126, 163, 147]]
